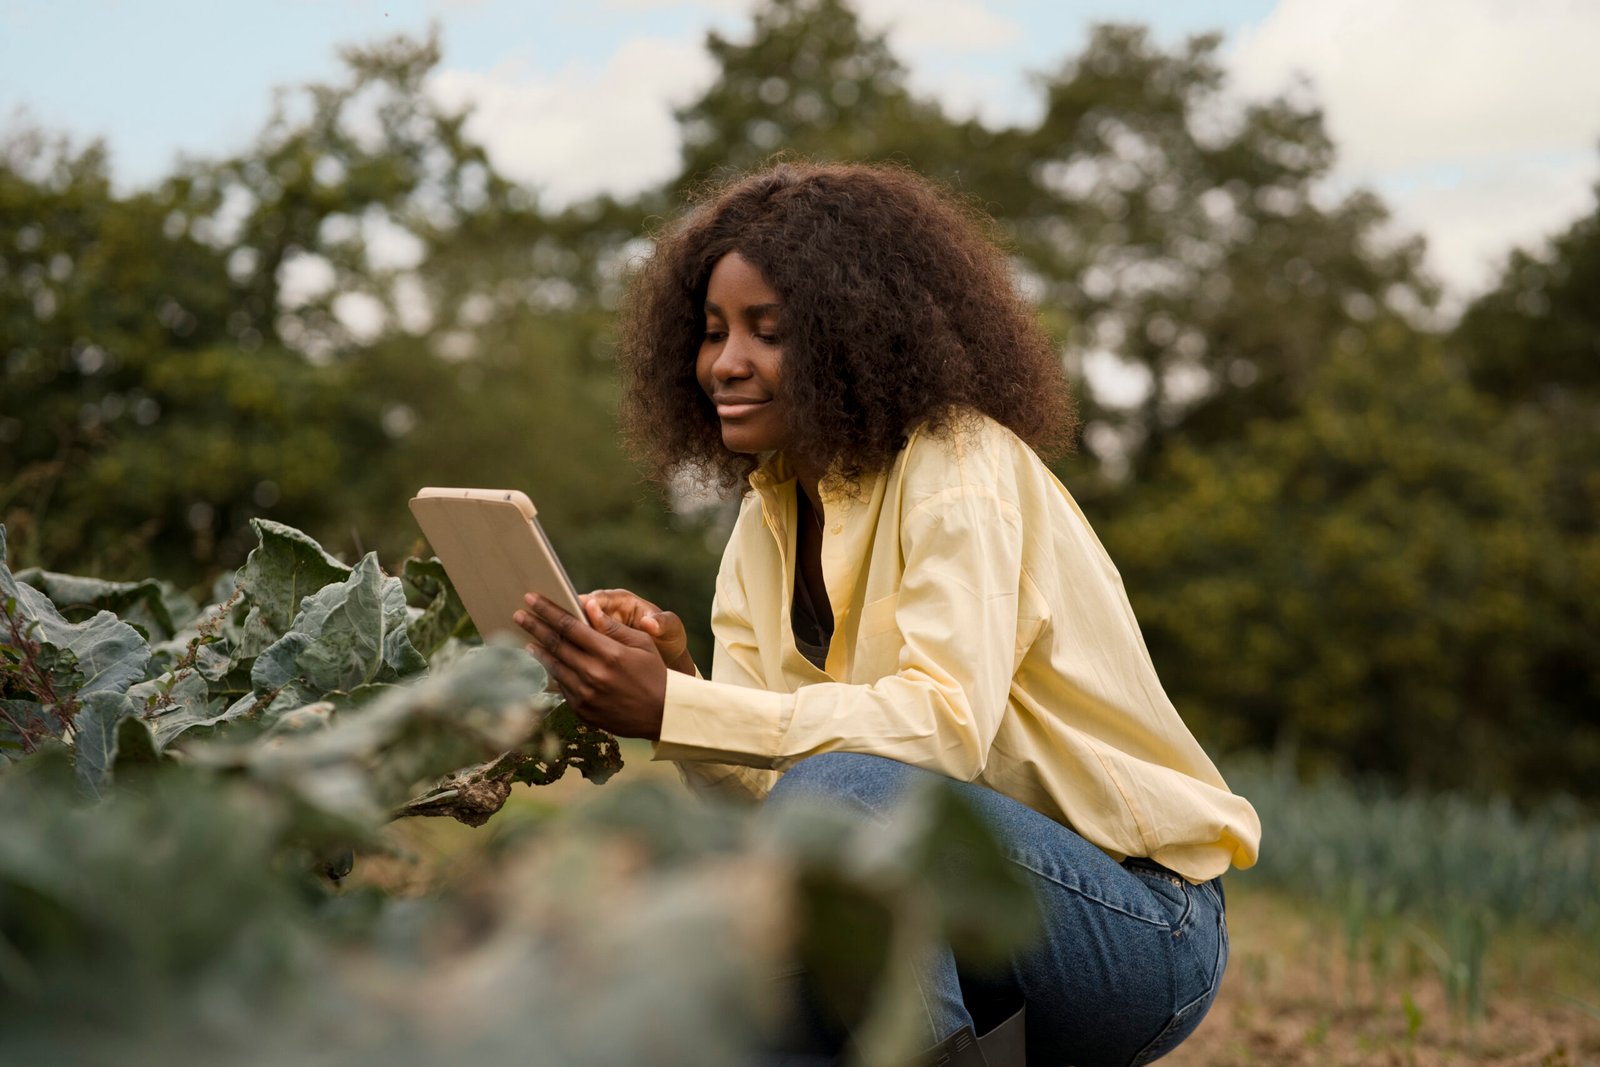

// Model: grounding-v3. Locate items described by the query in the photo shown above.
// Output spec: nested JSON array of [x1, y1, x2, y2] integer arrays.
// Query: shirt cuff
[[653, 668, 789, 767]]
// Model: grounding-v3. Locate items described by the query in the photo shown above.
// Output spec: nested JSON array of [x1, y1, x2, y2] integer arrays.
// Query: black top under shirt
[[791, 491, 833, 671]]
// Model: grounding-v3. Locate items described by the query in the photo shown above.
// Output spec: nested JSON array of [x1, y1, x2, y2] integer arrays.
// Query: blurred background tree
[[2, 0, 1594, 798]]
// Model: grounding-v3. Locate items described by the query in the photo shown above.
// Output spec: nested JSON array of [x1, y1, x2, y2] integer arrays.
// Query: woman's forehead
[[706, 251, 781, 305]]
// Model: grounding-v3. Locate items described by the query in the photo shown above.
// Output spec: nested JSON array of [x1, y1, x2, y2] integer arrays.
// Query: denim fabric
[[764, 753, 1228, 1067]]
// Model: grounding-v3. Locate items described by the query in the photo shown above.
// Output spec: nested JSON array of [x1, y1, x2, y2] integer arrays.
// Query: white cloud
[[843, 0, 1026, 124], [603, 0, 750, 10], [1378, 160, 1597, 307], [856, 0, 1020, 53], [427, 36, 716, 206], [422, 0, 1028, 204], [1225, 0, 1600, 301], [1228, 0, 1600, 172]]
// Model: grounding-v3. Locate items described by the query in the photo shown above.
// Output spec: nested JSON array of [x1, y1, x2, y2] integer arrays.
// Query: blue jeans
[[765, 753, 1228, 1066]]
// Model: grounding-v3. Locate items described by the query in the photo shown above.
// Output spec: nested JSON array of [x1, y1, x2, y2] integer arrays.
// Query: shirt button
[[830, 524, 842, 535]]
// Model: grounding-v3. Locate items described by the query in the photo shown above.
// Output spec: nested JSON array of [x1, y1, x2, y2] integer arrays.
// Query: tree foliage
[[1100, 328, 1596, 794], [2, 1, 1595, 797]]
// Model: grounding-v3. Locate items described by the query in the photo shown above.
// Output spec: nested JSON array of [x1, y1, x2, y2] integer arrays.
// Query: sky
[[4, 0, 1599, 310]]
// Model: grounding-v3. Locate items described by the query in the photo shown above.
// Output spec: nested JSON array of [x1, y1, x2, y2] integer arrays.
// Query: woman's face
[[696, 251, 791, 456]]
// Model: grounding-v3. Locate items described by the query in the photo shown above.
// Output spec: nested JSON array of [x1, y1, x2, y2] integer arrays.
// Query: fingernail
[[524, 593, 537, 606], [513, 610, 526, 624]]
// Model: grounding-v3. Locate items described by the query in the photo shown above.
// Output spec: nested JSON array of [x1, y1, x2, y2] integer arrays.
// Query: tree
[[671, 0, 965, 188], [0, 33, 719, 644], [0, 125, 369, 579], [1099, 324, 1596, 796], [1450, 174, 1600, 763]]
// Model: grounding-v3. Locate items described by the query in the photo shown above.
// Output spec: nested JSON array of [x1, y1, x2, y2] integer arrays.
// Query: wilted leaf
[[510, 702, 625, 787]]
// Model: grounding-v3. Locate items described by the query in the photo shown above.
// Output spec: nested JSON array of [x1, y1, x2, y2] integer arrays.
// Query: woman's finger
[[515, 606, 599, 673], [524, 594, 613, 657], [526, 643, 587, 705], [584, 588, 662, 628]]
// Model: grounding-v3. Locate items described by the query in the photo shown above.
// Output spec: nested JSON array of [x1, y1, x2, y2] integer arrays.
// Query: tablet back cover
[[408, 490, 582, 641]]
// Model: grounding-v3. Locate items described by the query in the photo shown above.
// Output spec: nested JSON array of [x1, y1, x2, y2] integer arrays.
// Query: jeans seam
[[1004, 852, 1169, 927]]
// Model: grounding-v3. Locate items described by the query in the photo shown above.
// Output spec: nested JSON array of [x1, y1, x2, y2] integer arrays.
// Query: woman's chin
[[719, 426, 781, 455]]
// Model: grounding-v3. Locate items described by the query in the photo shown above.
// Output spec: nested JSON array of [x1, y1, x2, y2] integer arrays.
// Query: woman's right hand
[[581, 589, 696, 676]]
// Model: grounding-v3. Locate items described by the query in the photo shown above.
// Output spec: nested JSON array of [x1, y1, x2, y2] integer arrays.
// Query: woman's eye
[[756, 334, 779, 345], [703, 329, 727, 343]]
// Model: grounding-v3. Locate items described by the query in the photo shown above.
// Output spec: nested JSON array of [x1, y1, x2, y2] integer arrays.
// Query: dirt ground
[[1168, 887, 1600, 1066]]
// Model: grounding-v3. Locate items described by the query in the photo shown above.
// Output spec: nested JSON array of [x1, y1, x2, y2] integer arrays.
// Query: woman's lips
[[714, 399, 769, 419]]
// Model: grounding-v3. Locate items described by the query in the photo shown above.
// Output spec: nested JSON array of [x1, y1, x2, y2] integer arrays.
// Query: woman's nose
[[710, 334, 753, 380]]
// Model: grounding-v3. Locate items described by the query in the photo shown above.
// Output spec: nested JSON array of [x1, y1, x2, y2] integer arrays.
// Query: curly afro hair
[[615, 160, 1077, 494]]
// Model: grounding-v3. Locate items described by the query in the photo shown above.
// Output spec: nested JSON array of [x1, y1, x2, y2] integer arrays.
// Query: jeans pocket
[[1126, 864, 1194, 933], [1124, 878, 1227, 1066], [1125, 984, 1212, 1067]]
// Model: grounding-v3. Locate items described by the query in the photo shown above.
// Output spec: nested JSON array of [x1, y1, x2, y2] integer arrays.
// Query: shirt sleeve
[[654, 561, 782, 803], [654, 482, 1025, 782]]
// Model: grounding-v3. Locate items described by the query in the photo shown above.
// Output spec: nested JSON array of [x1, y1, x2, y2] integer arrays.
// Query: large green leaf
[[233, 519, 352, 649], [195, 644, 557, 824], [251, 554, 426, 700], [127, 669, 228, 749], [12, 570, 195, 643], [292, 553, 387, 692], [72, 691, 137, 799], [113, 714, 161, 770], [32, 606, 150, 700], [401, 557, 475, 657], [2, 528, 151, 706]]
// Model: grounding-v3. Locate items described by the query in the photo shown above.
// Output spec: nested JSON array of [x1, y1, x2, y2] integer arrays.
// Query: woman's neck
[[789, 455, 827, 523]]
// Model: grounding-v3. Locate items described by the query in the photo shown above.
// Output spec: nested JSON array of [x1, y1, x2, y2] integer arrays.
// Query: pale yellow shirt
[[653, 412, 1261, 882]]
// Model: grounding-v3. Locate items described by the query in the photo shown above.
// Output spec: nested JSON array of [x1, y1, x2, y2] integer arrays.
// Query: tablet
[[408, 487, 588, 641]]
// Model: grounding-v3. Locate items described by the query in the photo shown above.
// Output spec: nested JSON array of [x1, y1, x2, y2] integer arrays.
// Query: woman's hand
[[513, 594, 667, 741], [582, 588, 697, 677]]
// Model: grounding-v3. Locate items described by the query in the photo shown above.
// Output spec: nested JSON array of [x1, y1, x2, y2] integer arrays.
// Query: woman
[[514, 161, 1261, 1066]]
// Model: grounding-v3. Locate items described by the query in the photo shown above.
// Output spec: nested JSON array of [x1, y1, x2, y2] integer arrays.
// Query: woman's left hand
[[514, 594, 667, 741]]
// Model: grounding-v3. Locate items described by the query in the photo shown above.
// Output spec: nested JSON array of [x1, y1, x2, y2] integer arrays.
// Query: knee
[[765, 752, 917, 815]]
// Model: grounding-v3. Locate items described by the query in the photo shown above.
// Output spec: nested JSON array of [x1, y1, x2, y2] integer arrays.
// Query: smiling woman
[[514, 160, 1260, 1067], [697, 252, 789, 456], [616, 161, 1076, 494]]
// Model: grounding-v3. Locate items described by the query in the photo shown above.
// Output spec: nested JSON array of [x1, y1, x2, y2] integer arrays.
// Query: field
[[374, 742, 1600, 1066], [1174, 885, 1600, 1066]]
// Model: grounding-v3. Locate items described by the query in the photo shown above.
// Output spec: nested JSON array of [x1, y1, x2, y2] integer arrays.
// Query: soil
[[1169, 886, 1600, 1066]]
